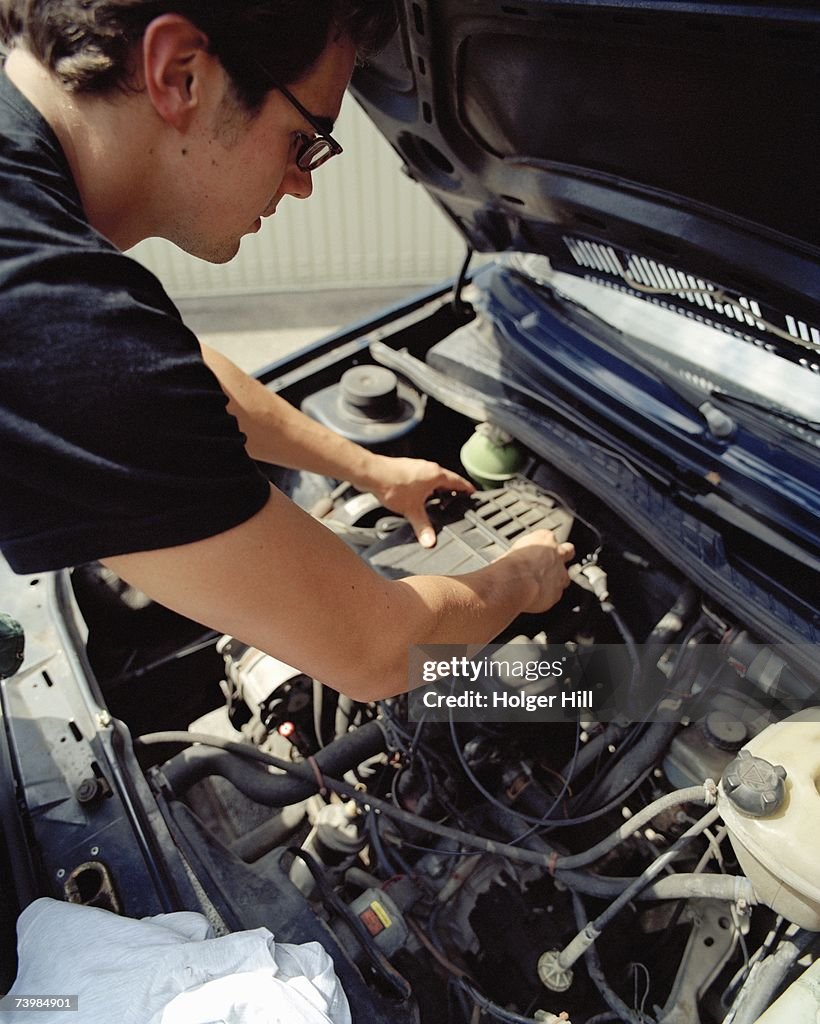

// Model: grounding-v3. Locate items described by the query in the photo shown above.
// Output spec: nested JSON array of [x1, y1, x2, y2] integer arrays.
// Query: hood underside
[[352, 1, 820, 333]]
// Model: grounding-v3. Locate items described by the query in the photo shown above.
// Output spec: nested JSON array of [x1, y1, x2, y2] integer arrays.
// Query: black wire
[[452, 246, 474, 316], [139, 730, 651, 867], [409, 713, 428, 757], [567, 611, 713, 818], [568, 720, 647, 815], [601, 602, 642, 715], [503, 722, 582, 844], [377, 700, 414, 752], [446, 713, 654, 840], [567, 622, 705, 818], [457, 979, 547, 1024], [572, 891, 655, 1024], [385, 834, 479, 859], [370, 811, 416, 878], [366, 811, 401, 877], [385, 709, 475, 830], [286, 847, 412, 1000], [448, 976, 474, 1024], [448, 714, 583, 829], [540, 764, 656, 832]]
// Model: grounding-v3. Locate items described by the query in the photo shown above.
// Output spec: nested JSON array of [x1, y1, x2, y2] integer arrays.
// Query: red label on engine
[[359, 908, 385, 936]]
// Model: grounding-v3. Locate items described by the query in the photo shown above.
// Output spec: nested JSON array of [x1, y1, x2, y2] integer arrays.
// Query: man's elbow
[[319, 645, 410, 702]]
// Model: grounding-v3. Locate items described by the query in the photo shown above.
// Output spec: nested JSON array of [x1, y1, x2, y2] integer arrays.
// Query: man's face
[[169, 34, 357, 263]]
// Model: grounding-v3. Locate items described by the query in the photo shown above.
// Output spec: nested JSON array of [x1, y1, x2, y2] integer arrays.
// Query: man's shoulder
[[0, 90, 180, 356]]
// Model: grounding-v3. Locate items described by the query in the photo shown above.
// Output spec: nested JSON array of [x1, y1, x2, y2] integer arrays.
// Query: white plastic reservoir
[[718, 707, 820, 931]]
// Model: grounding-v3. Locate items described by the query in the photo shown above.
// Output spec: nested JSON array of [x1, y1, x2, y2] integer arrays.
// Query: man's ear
[[141, 14, 215, 131]]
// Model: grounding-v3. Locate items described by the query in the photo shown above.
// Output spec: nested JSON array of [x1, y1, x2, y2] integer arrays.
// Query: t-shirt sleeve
[[1, 248, 272, 573]]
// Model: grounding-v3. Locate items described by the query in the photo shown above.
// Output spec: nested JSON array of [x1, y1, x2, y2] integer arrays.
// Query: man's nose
[[283, 163, 313, 200]]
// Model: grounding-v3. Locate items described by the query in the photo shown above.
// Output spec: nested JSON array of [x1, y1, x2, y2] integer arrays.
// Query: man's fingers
[[558, 541, 575, 562], [407, 509, 436, 548]]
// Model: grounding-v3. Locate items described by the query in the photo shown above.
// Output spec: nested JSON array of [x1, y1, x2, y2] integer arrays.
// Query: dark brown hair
[[0, 1, 396, 109]]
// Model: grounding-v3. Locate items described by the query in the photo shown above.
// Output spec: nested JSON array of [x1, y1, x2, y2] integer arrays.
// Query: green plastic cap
[[460, 423, 526, 489]]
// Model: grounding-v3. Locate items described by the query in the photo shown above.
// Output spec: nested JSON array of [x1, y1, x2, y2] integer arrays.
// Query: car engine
[[49, 270, 813, 1024], [68, 377, 817, 1024]]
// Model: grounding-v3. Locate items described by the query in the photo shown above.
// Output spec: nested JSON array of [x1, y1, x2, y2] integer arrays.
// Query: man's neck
[[4, 47, 160, 250]]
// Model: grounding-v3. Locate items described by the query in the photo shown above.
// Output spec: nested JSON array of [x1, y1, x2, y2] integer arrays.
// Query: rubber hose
[[726, 930, 816, 1024], [561, 722, 625, 784], [485, 806, 755, 904], [576, 721, 677, 810], [159, 719, 387, 806]]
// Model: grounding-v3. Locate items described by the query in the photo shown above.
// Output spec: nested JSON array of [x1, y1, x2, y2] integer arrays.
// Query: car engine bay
[[57, 296, 817, 1024], [2, 0, 819, 1016], [3, 263, 817, 1024]]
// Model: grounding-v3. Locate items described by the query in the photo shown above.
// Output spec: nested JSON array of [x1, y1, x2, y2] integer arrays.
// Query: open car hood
[[352, 0, 820, 337]]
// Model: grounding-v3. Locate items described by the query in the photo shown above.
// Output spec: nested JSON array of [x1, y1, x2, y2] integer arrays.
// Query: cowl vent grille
[[563, 235, 820, 367]]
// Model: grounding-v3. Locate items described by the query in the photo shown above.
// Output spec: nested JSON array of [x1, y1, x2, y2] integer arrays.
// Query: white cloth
[[3, 898, 351, 1024]]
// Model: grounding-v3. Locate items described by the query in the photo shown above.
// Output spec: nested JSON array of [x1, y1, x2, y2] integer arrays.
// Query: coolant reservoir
[[718, 708, 820, 930]]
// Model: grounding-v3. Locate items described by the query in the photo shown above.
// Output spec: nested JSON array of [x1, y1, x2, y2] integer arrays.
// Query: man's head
[[1, 1, 396, 261], [0, 1, 396, 110]]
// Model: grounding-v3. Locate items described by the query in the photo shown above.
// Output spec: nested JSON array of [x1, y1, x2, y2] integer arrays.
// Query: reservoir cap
[[722, 749, 787, 817]]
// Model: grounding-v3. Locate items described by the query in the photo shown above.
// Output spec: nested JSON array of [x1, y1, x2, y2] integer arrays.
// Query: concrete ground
[[176, 285, 420, 373]]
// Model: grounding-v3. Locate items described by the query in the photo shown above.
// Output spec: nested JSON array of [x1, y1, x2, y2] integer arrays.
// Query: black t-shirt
[[0, 71, 271, 573]]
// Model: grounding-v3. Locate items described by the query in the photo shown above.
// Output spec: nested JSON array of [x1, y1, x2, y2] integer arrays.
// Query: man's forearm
[[201, 343, 476, 546], [201, 343, 380, 488], [102, 487, 572, 702]]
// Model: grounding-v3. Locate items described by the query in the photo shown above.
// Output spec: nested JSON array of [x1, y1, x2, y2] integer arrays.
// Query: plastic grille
[[562, 234, 820, 367]]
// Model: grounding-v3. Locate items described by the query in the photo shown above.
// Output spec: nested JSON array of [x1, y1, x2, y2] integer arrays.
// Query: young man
[[0, 1, 574, 700]]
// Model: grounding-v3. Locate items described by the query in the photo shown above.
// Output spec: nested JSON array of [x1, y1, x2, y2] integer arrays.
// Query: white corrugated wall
[[127, 100, 469, 299]]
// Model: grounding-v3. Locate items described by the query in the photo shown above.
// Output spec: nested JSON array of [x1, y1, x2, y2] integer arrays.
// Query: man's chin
[[177, 237, 241, 265]]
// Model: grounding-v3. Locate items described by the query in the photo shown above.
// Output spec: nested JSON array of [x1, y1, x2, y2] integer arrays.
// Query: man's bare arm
[[201, 343, 473, 545], [102, 487, 573, 701]]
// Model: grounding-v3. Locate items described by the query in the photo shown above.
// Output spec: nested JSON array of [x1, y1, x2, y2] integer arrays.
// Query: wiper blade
[[709, 389, 820, 433]]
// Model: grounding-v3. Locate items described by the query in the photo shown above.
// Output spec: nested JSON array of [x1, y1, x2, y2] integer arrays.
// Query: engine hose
[[563, 870, 755, 904], [552, 807, 722, 976], [647, 586, 699, 645], [571, 891, 650, 1024], [556, 782, 716, 869], [572, 721, 677, 811], [722, 929, 816, 1024], [560, 721, 625, 784], [152, 719, 387, 806], [601, 602, 640, 688], [487, 806, 755, 904], [138, 730, 756, 909]]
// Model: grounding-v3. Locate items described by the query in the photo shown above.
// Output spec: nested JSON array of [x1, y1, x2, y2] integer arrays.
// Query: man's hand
[[200, 347, 473, 547], [362, 454, 475, 548], [497, 529, 575, 612]]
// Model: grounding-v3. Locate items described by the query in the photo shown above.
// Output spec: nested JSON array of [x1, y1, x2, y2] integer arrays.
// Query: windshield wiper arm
[[709, 389, 820, 433]]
